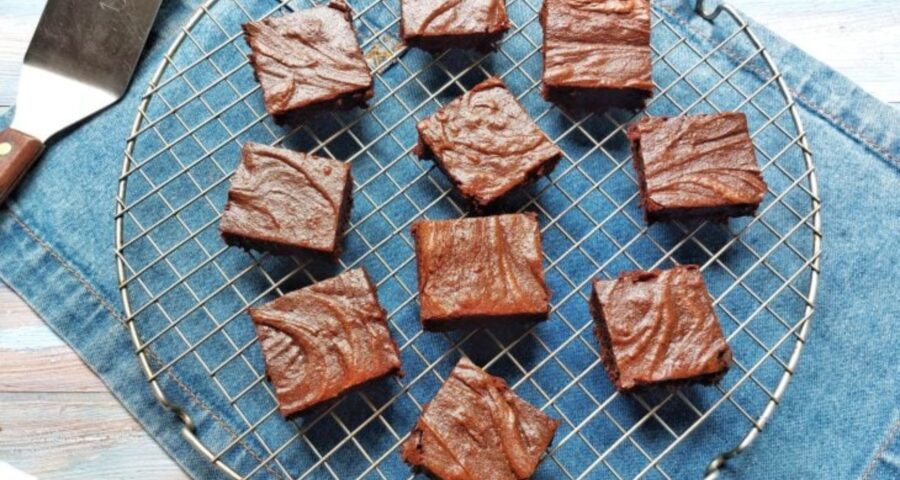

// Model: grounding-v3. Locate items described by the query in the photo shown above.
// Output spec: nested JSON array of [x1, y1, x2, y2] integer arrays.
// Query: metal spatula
[[0, 0, 163, 205]]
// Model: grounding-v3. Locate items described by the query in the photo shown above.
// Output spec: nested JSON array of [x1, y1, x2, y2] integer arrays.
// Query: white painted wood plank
[[0, 0, 898, 106], [0, 2, 896, 479], [0, 283, 37, 329], [0, 283, 106, 392], [0, 392, 189, 480], [0, 283, 187, 479], [0, 0, 45, 107], [0, 347, 109, 393], [730, 0, 900, 104]]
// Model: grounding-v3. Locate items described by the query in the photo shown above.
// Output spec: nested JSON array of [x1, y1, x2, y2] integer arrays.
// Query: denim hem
[[2, 208, 284, 478], [1, 2, 897, 479], [862, 417, 900, 480], [0, 209, 229, 480]]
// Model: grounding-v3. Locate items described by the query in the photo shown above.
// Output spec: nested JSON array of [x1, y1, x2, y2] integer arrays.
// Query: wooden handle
[[0, 128, 44, 205]]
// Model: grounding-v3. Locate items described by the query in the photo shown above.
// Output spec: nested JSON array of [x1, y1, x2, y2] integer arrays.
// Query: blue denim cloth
[[1, 0, 898, 479]]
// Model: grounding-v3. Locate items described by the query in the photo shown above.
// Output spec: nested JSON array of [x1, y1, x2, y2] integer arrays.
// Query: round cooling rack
[[114, 0, 822, 478]]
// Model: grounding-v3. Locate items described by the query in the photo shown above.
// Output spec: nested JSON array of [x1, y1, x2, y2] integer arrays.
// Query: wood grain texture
[[0, 128, 45, 205], [0, 284, 189, 480], [0, 283, 105, 393], [0, 0, 898, 106], [0, 393, 189, 480], [730, 0, 900, 104], [0, 1, 897, 479], [0, 0, 45, 108]]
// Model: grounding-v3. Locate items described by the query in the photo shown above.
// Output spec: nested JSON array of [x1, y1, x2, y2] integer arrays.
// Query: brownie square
[[590, 266, 732, 391], [220, 143, 352, 256], [401, 357, 559, 479], [541, 0, 653, 110], [628, 113, 767, 222], [249, 268, 401, 416], [243, 0, 373, 121], [401, 0, 510, 50], [412, 213, 550, 331], [415, 77, 562, 207]]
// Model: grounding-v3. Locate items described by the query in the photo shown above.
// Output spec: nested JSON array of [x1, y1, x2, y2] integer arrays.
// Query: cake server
[[0, 0, 163, 205]]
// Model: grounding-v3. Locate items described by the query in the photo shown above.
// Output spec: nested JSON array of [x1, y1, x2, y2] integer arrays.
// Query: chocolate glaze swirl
[[401, 357, 559, 480], [402, 0, 509, 37], [541, 0, 652, 90], [417, 77, 562, 206], [628, 113, 767, 217], [412, 213, 550, 330], [220, 143, 350, 254], [564, 0, 635, 13], [249, 268, 401, 416], [243, 0, 373, 117], [591, 266, 732, 391]]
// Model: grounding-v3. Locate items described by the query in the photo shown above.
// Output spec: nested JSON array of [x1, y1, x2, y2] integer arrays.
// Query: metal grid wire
[[114, 0, 822, 478]]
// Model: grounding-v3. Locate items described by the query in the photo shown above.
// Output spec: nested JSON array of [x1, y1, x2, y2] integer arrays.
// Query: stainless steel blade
[[11, 0, 163, 141]]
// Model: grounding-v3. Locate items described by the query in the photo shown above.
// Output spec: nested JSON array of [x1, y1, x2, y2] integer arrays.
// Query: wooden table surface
[[1, 1, 898, 479]]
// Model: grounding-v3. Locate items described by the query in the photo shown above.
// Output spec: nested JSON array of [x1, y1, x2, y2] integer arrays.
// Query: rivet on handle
[[0, 129, 45, 205]]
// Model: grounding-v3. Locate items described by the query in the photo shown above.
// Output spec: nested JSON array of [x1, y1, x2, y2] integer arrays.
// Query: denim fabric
[[1, 0, 897, 479]]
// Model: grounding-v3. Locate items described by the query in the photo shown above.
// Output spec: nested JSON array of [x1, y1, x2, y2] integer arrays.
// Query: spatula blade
[[11, 0, 163, 141]]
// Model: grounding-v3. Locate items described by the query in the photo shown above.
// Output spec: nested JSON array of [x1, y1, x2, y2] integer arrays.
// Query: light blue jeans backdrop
[[0, 0, 897, 478]]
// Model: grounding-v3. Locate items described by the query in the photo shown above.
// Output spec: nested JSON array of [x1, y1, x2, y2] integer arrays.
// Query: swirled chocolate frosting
[[401, 357, 559, 479], [412, 213, 550, 331], [590, 266, 732, 391], [401, 0, 510, 50], [220, 143, 351, 255], [540, 0, 653, 109], [243, 0, 373, 119], [416, 77, 562, 206], [249, 268, 401, 416], [628, 113, 767, 222]]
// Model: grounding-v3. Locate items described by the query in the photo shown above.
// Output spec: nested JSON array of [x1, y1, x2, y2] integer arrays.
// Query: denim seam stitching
[[0, 243, 203, 480], [9, 214, 127, 322], [861, 417, 900, 480], [656, 4, 899, 167], [7, 211, 283, 480]]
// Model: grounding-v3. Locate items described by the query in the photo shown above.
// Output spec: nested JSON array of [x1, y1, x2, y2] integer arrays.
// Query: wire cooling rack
[[114, 0, 822, 478]]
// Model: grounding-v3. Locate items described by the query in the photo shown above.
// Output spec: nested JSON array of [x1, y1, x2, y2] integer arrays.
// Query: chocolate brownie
[[249, 268, 401, 416], [416, 77, 562, 207], [400, 0, 510, 50], [412, 213, 550, 331], [590, 266, 732, 391], [220, 143, 352, 256], [628, 113, 767, 222], [541, 0, 653, 110], [243, 0, 373, 121], [401, 357, 559, 479]]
